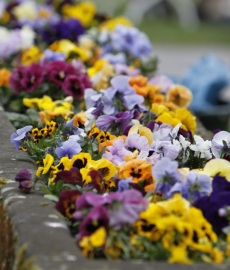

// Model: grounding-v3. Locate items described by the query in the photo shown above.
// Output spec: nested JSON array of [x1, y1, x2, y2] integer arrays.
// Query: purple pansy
[[101, 52, 127, 65], [11, 125, 33, 150], [103, 139, 132, 166], [47, 60, 78, 86], [124, 133, 150, 152], [55, 136, 82, 159], [96, 111, 133, 131], [193, 175, 230, 230], [168, 171, 212, 201], [15, 167, 32, 182], [41, 49, 66, 63], [15, 167, 33, 193], [9, 66, 27, 94], [152, 157, 182, 196], [62, 74, 92, 99], [21, 63, 45, 92]]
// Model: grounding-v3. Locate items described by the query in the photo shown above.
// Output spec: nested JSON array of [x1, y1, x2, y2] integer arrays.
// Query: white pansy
[[190, 135, 212, 160], [20, 26, 35, 49]]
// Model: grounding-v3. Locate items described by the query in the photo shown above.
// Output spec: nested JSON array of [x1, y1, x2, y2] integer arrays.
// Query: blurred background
[[91, 0, 230, 131]]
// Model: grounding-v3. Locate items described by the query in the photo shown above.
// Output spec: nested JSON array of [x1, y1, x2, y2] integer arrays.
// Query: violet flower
[[41, 18, 85, 45], [11, 125, 33, 150], [168, 171, 212, 201], [15, 167, 32, 182], [62, 74, 92, 99], [114, 63, 140, 76], [102, 139, 132, 166], [21, 63, 45, 92], [193, 175, 230, 230], [101, 52, 127, 65], [41, 49, 66, 63], [96, 111, 134, 132], [130, 33, 152, 57], [55, 136, 82, 159], [152, 157, 182, 196], [124, 133, 150, 152], [15, 167, 33, 194], [84, 88, 102, 110], [118, 178, 132, 192], [19, 180, 33, 194]]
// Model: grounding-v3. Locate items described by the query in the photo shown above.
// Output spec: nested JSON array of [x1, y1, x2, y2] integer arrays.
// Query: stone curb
[[0, 106, 226, 270]]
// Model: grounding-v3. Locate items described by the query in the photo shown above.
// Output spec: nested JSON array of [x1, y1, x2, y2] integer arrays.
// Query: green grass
[[139, 17, 230, 45]]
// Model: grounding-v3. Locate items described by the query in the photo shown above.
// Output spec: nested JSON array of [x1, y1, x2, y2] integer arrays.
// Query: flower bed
[[1, 0, 230, 267]]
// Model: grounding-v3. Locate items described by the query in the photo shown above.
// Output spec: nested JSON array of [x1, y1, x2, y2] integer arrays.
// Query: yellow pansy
[[36, 154, 54, 177], [175, 108, 196, 134], [128, 121, 153, 145], [70, 153, 92, 170], [81, 158, 116, 184], [203, 159, 230, 181], [96, 131, 115, 143], [100, 16, 133, 31], [211, 248, 224, 264], [90, 227, 107, 247], [151, 103, 169, 116], [168, 245, 192, 264], [21, 46, 43, 66], [62, 2, 96, 26], [49, 40, 87, 62], [87, 59, 109, 78], [23, 95, 54, 111], [156, 112, 186, 129]]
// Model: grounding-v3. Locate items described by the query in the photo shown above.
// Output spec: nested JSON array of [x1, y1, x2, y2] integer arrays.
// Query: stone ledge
[[0, 107, 226, 270]]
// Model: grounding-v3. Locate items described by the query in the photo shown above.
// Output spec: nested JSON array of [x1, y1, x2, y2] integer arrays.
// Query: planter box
[[0, 106, 224, 270]]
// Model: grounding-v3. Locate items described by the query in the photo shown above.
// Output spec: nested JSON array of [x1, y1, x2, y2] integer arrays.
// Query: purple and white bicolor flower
[[211, 131, 230, 158]]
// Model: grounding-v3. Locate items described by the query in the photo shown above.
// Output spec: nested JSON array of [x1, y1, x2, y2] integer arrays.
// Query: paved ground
[[154, 44, 230, 77]]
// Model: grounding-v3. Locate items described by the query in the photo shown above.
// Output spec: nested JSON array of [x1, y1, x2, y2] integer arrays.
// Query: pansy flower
[[11, 125, 33, 150], [47, 60, 78, 86], [80, 158, 116, 185], [56, 190, 82, 220], [70, 153, 92, 170], [118, 159, 152, 183]]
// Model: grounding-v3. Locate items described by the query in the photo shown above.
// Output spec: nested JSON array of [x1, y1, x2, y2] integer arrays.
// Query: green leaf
[[26, 108, 40, 122], [63, 183, 77, 190], [8, 99, 24, 112], [44, 194, 59, 202]]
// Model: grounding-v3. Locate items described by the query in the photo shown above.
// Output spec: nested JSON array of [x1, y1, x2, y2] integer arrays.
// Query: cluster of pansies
[[1, 0, 230, 265]]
